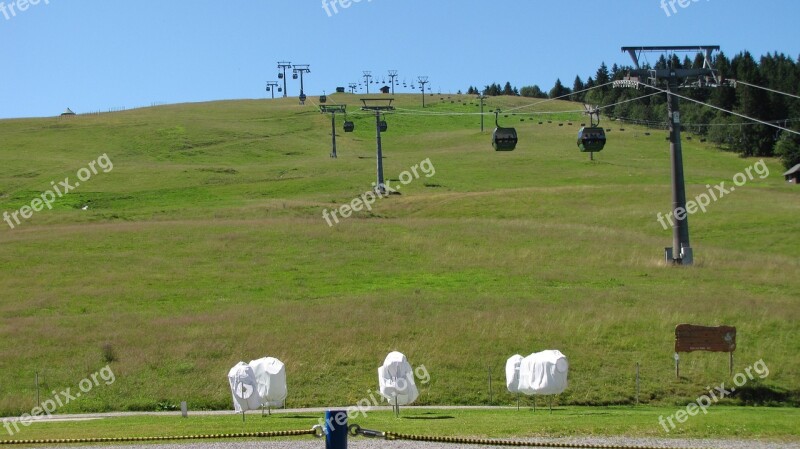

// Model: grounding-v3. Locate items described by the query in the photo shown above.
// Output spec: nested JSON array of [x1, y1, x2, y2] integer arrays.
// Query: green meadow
[[0, 93, 797, 419], [3, 407, 800, 442]]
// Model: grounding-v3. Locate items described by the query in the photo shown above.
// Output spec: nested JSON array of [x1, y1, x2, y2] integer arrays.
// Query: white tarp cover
[[505, 354, 524, 393], [227, 362, 261, 412], [378, 351, 419, 406], [517, 350, 569, 396], [249, 357, 287, 407]]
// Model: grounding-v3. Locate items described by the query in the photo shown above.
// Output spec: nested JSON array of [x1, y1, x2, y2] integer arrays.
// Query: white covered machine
[[516, 350, 569, 396], [227, 362, 261, 412], [228, 357, 288, 412], [249, 357, 288, 408], [378, 351, 419, 406], [505, 354, 524, 394]]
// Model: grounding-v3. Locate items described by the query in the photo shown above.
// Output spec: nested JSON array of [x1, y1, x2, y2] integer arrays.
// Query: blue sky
[[1, 0, 798, 119]]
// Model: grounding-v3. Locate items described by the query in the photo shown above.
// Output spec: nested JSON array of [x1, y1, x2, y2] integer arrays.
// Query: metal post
[[324, 410, 348, 449], [667, 74, 692, 265], [488, 366, 493, 405], [299, 72, 305, 100], [375, 111, 385, 194], [418, 77, 429, 108], [266, 82, 278, 99], [277, 62, 292, 98], [388, 70, 398, 95], [330, 113, 337, 159], [730, 352, 734, 377], [35, 372, 40, 409], [363, 71, 372, 94], [479, 96, 485, 132]]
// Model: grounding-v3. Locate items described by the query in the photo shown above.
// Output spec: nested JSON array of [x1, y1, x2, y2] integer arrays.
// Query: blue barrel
[[325, 410, 347, 449]]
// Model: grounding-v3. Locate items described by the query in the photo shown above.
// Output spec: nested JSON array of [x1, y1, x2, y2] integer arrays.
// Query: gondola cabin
[[492, 127, 518, 151], [577, 127, 606, 152]]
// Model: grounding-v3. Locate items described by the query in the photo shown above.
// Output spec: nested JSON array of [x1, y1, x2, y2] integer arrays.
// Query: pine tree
[[549, 78, 570, 99], [571, 75, 585, 102], [775, 130, 800, 169]]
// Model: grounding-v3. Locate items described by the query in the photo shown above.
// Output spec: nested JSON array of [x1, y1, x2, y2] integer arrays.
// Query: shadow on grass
[[402, 415, 455, 420], [731, 384, 800, 406], [278, 414, 319, 419]]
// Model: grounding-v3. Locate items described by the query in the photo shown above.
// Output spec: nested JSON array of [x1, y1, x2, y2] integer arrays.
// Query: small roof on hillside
[[61, 108, 75, 115], [783, 164, 800, 176]]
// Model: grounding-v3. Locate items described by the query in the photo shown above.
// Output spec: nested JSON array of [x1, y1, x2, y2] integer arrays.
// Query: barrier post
[[325, 410, 348, 449]]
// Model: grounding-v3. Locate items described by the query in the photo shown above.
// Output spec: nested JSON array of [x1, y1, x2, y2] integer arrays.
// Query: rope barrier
[[350, 425, 712, 449], [0, 421, 722, 448], [0, 426, 323, 445]]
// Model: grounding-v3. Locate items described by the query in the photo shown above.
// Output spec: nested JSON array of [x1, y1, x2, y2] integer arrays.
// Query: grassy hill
[[0, 93, 797, 414]]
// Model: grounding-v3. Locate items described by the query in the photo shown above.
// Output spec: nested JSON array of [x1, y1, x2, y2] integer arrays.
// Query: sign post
[[674, 324, 736, 378]]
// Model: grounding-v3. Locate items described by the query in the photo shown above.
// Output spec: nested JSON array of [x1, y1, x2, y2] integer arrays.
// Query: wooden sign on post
[[674, 324, 736, 378]]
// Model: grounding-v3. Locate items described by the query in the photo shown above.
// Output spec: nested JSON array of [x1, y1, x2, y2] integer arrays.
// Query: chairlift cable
[[503, 82, 617, 113], [638, 82, 800, 136], [729, 79, 800, 101]]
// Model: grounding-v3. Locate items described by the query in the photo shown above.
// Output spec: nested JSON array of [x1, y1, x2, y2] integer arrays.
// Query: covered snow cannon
[[227, 362, 261, 412], [249, 357, 287, 409], [517, 350, 569, 396], [378, 351, 419, 412], [505, 354, 524, 394]]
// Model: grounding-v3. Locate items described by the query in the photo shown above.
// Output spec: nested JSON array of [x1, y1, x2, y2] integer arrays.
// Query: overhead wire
[[637, 82, 800, 136], [729, 79, 800, 101]]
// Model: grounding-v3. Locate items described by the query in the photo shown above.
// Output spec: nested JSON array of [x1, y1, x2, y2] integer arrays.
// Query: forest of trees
[[468, 52, 800, 169]]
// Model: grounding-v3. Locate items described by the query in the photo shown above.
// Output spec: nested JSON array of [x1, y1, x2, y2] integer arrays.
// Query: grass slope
[[0, 94, 797, 417]]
